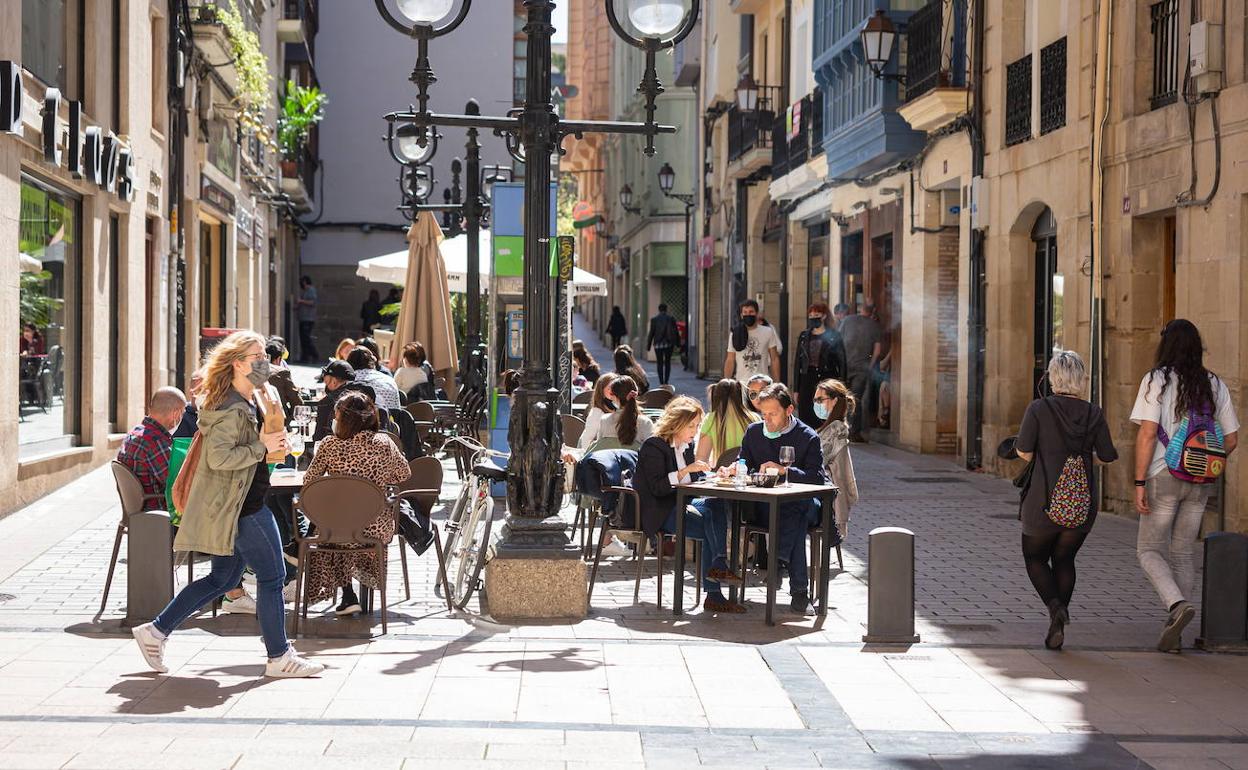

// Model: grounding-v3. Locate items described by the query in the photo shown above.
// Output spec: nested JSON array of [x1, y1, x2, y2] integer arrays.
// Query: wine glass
[[779, 445, 795, 487], [288, 432, 305, 470]]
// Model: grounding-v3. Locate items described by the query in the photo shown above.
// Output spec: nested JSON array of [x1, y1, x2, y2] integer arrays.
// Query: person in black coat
[[735, 382, 828, 615], [646, 303, 682, 387], [607, 306, 628, 349], [794, 303, 848, 428], [633, 396, 746, 613]]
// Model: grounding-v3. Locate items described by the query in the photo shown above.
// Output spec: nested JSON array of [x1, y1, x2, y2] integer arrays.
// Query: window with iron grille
[[1004, 54, 1032, 146], [1150, 0, 1179, 109], [1039, 38, 1066, 135]]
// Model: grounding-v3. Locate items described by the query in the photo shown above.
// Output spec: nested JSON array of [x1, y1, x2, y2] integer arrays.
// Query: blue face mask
[[813, 401, 830, 421], [763, 427, 783, 440]]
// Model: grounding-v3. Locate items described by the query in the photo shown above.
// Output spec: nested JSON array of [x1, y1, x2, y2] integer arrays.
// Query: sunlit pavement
[[0, 339, 1244, 767]]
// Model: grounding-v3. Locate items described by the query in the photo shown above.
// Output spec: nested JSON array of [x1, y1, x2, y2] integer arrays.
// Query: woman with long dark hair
[[813, 378, 858, 542], [1132, 319, 1239, 652], [613, 345, 650, 395], [572, 340, 601, 384], [1015, 351, 1117, 650], [695, 379, 759, 466], [586, 375, 652, 448]]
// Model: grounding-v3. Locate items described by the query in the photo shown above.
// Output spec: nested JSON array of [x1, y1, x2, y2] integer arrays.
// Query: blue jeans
[[661, 498, 729, 594], [754, 500, 821, 596], [154, 506, 290, 659]]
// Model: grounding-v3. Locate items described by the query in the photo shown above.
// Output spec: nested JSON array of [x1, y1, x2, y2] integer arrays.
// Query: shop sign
[[253, 211, 266, 247], [236, 207, 254, 250], [787, 99, 802, 142], [696, 237, 714, 270], [201, 175, 236, 216], [2, 60, 136, 198]]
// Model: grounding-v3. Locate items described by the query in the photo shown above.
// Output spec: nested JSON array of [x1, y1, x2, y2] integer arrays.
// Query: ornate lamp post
[[657, 161, 696, 369], [860, 9, 904, 83], [375, 0, 700, 613]]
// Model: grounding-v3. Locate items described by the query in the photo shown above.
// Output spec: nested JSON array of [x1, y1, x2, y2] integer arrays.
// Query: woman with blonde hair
[[695, 378, 760, 467], [132, 331, 324, 679], [813, 378, 859, 542], [633, 396, 744, 613], [333, 337, 356, 362]]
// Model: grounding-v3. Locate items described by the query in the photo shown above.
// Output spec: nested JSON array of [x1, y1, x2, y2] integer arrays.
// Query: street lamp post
[[374, 0, 700, 600], [657, 161, 695, 370]]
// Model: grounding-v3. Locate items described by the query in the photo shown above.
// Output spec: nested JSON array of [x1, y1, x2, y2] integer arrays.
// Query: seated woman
[[695, 378, 760, 467], [634, 396, 746, 614], [567, 372, 618, 456], [301, 390, 411, 616]]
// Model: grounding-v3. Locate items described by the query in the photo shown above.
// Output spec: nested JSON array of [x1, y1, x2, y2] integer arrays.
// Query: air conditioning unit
[[1190, 21, 1224, 93]]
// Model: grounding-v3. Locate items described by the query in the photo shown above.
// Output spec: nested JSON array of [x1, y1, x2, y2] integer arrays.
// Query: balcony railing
[[1004, 54, 1032, 147], [1039, 37, 1066, 135], [1150, 0, 1179, 109], [727, 85, 780, 163], [904, 0, 968, 103], [770, 86, 824, 181]]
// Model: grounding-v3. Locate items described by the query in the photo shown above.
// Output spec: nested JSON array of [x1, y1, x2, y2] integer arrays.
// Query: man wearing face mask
[[731, 383, 827, 614], [312, 360, 378, 443], [793, 303, 847, 428], [723, 299, 782, 386]]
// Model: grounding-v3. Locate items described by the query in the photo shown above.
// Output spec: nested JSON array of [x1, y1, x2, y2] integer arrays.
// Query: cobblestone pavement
[[0, 337, 1245, 767]]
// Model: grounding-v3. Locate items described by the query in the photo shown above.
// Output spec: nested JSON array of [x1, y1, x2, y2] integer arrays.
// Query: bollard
[[1196, 531, 1248, 652], [862, 526, 921, 644], [124, 511, 174, 628]]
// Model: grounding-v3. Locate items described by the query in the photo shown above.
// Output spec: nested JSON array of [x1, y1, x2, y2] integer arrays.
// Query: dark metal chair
[[640, 389, 675, 409], [394, 456, 453, 610], [560, 414, 586, 448]]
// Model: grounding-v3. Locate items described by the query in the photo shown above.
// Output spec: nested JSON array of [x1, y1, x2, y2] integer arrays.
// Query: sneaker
[[264, 647, 325, 679], [790, 592, 815, 616], [222, 593, 257, 615], [600, 536, 631, 558], [132, 622, 168, 674], [282, 581, 298, 604], [1158, 601, 1195, 653]]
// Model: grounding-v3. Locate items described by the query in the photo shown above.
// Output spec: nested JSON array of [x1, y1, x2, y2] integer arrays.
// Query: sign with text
[[556, 235, 574, 281]]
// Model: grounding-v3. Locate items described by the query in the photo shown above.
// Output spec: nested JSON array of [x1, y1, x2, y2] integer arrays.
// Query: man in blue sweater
[[737, 383, 827, 614]]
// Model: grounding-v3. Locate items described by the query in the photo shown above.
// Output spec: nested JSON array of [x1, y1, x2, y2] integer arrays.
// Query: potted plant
[[278, 80, 327, 179]]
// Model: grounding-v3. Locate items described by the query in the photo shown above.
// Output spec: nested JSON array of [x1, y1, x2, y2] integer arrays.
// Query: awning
[[356, 230, 608, 296]]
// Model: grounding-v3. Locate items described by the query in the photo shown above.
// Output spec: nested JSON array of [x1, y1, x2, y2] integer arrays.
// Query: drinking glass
[[288, 433, 305, 469], [779, 445, 795, 487]]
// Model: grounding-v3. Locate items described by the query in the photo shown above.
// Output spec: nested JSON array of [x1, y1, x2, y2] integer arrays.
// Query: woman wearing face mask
[[813, 379, 858, 542], [132, 331, 325, 679], [592, 376, 653, 450], [794, 304, 848, 428]]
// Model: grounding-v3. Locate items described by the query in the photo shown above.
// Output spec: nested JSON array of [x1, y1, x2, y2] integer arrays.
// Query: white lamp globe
[[627, 0, 686, 38], [396, 0, 455, 25]]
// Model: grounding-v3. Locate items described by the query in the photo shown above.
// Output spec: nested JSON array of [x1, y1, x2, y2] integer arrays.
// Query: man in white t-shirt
[[1129, 320, 1240, 653], [723, 299, 782, 385]]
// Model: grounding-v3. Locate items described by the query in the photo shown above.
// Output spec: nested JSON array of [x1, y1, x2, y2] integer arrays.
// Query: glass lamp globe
[[396, 0, 455, 25], [627, 0, 687, 38], [657, 162, 675, 195], [396, 124, 432, 164]]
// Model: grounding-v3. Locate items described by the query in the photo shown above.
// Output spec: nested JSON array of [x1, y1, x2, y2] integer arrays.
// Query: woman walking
[[813, 379, 858, 543], [607, 306, 628, 349], [793, 304, 847, 428], [613, 345, 650, 395], [132, 331, 324, 678], [1015, 351, 1117, 650], [1131, 319, 1239, 652]]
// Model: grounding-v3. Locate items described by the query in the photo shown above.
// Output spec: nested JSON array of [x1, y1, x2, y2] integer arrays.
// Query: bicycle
[[440, 436, 509, 610]]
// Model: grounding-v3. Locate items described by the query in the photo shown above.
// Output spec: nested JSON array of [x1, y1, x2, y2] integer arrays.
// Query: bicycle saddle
[[474, 463, 508, 482]]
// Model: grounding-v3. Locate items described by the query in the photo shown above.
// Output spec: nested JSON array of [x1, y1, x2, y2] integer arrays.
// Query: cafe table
[[673, 479, 838, 626]]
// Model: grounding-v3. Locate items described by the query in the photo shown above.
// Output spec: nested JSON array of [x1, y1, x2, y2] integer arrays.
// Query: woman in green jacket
[[132, 331, 324, 679]]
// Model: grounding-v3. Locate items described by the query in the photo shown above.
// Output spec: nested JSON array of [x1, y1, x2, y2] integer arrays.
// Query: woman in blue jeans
[[633, 396, 745, 613], [132, 331, 323, 678]]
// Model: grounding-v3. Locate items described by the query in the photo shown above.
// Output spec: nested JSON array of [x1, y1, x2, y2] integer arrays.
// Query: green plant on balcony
[[216, 0, 272, 131], [278, 80, 327, 171]]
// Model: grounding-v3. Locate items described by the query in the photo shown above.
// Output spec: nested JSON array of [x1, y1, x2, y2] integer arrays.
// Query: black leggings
[[1021, 530, 1088, 607], [654, 346, 674, 385]]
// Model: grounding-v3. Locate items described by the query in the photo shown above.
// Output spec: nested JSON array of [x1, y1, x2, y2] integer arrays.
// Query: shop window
[[21, 0, 84, 102], [1031, 207, 1059, 395], [199, 220, 227, 329], [18, 176, 82, 455], [109, 215, 121, 431], [807, 222, 830, 305]]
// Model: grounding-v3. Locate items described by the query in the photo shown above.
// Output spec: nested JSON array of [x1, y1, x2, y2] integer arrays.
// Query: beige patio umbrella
[[388, 211, 459, 396]]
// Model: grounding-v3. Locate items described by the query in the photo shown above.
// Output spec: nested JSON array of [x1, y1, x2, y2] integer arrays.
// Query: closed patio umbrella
[[388, 211, 458, 395]]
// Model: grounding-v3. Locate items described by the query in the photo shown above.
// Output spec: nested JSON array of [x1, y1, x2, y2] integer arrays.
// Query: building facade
[[1, 0, 312, 517]]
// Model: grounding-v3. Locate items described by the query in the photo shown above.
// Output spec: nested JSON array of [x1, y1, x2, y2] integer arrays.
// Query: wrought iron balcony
[[1039, 37, 1066, 135], [904, 0, 967, 102], [1004, 54, 1032, 146], [770, 87, 824, 182], [727, 85, 780, 166], [1150, 0, 1179, 108]]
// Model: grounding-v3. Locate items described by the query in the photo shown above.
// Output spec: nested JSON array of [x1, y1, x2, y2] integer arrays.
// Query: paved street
[[0, 355, 1246, 768]]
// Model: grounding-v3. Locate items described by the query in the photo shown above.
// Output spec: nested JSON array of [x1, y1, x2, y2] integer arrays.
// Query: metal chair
[[715, 447, 740, 470], [572, 390, 593, 405], [586, 483, 700, 609], [104, 461, 192, 616], [560, 414, 586, 448], [292, 476, 394, 637], [393, 456, 454, 609], [658, 384, 676, 394]]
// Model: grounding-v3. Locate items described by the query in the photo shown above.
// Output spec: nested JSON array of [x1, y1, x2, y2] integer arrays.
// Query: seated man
[[736, 382, 827, 615], [313, 360, 378, 442], [117, 387, 188, 510], [346, 347, 401, 410], [265, 338, 301, 426]]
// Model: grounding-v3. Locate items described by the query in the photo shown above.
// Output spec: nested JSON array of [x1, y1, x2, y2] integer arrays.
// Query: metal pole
[[462, 100, 487, 394], [505, 0, 564, 524]]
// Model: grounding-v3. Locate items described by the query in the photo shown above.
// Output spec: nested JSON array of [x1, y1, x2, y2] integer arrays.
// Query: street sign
[[557, 235, 574, 281]]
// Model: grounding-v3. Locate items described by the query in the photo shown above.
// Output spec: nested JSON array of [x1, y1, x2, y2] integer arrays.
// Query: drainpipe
[[778, 0, 792, 383], [1091, 0, 1113, 510], [965, 0, 987, 469]]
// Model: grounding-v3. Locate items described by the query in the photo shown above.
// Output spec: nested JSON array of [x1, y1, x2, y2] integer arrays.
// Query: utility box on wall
[[1189, 21, 1224, 93]]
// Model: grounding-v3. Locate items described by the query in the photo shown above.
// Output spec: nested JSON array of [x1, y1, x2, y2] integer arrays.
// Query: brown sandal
[[703, 596, 747, 613]]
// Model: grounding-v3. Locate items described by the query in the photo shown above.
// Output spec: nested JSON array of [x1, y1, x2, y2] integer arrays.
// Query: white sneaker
[[282, 581, 298, 604], [222, 593, 257, 614], [600, 536, 632, 558], [265, 647, 325, 678], [132, 622, 168, 674]]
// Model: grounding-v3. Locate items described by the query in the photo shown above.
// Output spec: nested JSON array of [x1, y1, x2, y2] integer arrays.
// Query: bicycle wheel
[[450, 485, 495, 610], [434, 480, 474, 601]]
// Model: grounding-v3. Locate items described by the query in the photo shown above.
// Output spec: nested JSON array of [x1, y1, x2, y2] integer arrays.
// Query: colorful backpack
[[1039, 400, 1095, 529], [1158, 408, 1226, 484]]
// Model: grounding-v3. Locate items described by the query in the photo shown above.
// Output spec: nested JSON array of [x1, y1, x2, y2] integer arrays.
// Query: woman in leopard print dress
[[302, 391, 410, 614]]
